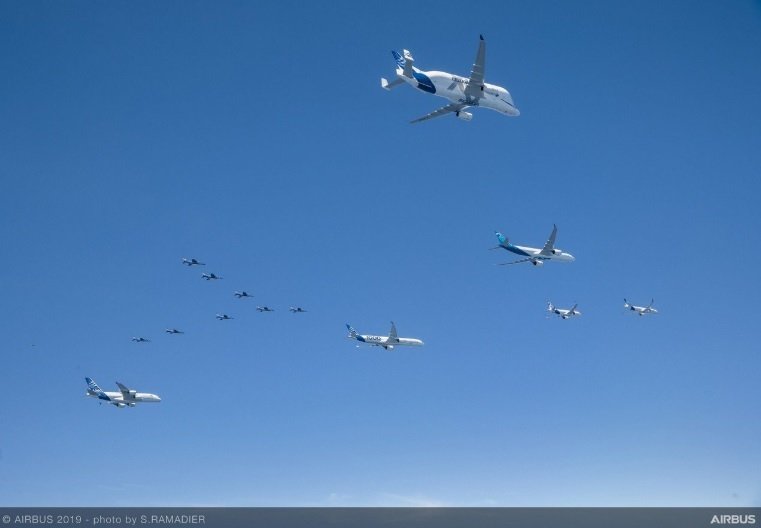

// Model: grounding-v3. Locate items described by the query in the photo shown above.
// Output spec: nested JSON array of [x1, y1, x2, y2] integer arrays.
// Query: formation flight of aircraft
[[547, 302, 581, 319], [381, 35, 519, 123], [346, 322, 424, 350], [624, 299, 658, 316], [201, 272, 222, 281], [85, 378, 161, 408], [493, 224, 575, 266]]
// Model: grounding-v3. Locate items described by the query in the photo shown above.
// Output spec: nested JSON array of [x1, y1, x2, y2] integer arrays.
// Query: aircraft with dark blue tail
[[381, 35, 519, 123]]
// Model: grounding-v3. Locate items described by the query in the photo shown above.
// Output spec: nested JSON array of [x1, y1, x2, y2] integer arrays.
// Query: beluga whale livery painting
[[381, 35, 519, 123], [346, 322, 424, 350], [493, 224, 575, 267]]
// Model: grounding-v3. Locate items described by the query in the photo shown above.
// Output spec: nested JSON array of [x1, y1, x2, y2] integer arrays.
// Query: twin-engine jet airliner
[[346, 322, 424, 350], [547, 302, 581, 319], [85, 378, 161, 408], [381, 35, 519, 123], [624, 299, 658, 316], [493, 224, 575, 266]]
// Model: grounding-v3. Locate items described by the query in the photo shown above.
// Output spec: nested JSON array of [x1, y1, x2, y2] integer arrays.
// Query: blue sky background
[[1, 0, 760, 506]]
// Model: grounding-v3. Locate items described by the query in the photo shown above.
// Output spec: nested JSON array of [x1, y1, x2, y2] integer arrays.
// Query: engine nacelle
[[551, 248, 563, 255], [456, 111, 473, 122], [531, 259, 544, 266]]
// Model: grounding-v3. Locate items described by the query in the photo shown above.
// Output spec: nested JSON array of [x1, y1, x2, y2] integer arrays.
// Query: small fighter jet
[[131, 337, 150, 343], [165, 328, 184, 334], [289, 307, 307, 313], [547, 302, 581, 320], [201, 272, 223, 281], [234, 291, 253, 298], [493, 224, 575, 267], [182, 258, 205, 266], [346, 322, 424, 350], [624, 299, 658, 316], [215, 313, 233, 320], [256, 306, 274, 312], [85, 378, 161, 408]]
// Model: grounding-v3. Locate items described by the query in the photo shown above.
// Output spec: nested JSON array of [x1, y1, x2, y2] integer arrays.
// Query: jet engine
[[551, 248, 563, 255], [456, 111, 473, 121], [531, 259, 544, 266]]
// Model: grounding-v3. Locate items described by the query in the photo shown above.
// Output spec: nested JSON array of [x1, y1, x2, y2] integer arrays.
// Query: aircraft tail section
[[495, 232, 508, 246], [392, 49, 415, 78], [85, 377, 109, 400], [346, 324, 358, 339]]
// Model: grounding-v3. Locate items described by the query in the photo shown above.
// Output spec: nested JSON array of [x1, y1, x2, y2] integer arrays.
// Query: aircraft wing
[[464, 35, 486, 98], [497, 257, 538, 265], [410, 103, 467, 123], [539, 224, 558, 256], [570, 304, 578, 314], [115, 382, 134, 399], [388, 322, 399, 343]]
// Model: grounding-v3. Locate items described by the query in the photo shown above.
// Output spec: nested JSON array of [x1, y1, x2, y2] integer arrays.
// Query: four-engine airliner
[[85, 378, 161, 408]]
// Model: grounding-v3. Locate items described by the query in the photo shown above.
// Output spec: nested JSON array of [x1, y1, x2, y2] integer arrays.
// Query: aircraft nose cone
[[568, 254, 576, 261]]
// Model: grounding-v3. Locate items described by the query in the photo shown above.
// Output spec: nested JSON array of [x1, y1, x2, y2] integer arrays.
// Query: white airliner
[[547, 302, 581, 319], [381, 35, 519, 123], [346, 322, 424, 350], [494, 224, 575, 266], [624, 299, 658, 316], [85, 378, 161, 408]]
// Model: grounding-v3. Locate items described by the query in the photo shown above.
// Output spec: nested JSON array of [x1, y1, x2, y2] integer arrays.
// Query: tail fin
[[547, 302, 554, 312], [346, 324, 358, 338], [495, 232, 508, 246], [85, 377, 109, 400], [392, 50, 415, 77]]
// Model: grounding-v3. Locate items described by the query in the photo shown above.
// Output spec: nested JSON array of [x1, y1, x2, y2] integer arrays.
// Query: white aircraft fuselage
[[353, 334, 424, 349], [396, 67, 519, 118], [86, 391, 161, 407], [504, 243, 575, 262]]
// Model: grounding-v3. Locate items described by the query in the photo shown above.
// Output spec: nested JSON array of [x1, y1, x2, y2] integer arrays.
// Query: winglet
[[480, 34, 484, 41]]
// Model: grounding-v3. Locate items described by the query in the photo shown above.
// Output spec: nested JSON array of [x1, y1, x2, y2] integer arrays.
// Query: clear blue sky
[[1, 0, 760, 506]]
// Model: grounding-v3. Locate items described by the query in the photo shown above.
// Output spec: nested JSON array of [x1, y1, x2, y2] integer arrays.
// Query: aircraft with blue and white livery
[[381, 35, 519, 123], [85, 377, 161, 408], [493, 224, 575, 266], [346, 322, 424, 350]]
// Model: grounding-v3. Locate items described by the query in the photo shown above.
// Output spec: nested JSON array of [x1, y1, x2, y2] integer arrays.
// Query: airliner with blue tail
[[85, 377, 161, 408], [493, 224, 575, 266], [381, 35, 519, 123], [346, 322, 424, 350]]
